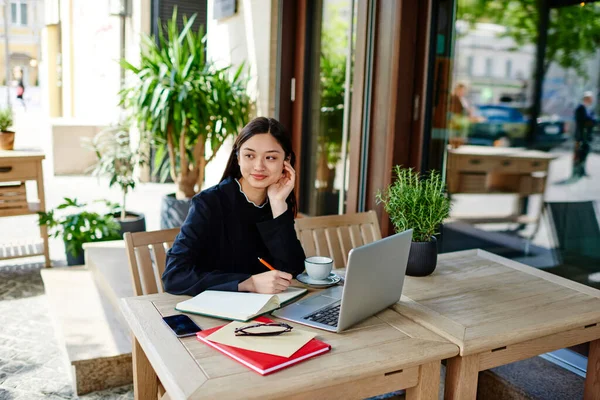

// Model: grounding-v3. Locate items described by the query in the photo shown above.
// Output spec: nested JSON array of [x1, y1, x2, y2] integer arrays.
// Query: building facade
[[0, 0, 43, 88]]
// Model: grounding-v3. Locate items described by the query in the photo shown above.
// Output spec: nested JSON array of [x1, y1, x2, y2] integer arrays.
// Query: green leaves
[[458, 0, 600, 79], [37, 198, 122, 258], [0, 107, 13, 131], [120, 8, 253, 191], [84, 121, 145, 214], [376, 167, 451, 242]]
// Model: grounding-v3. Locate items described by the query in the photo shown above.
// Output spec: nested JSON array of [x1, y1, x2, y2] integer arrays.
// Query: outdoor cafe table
[[394, 249, 600, 400], [121, 291, 459, 400]]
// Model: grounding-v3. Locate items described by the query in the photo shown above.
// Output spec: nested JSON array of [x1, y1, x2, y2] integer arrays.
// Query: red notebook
[[196, 316, 331, 375]]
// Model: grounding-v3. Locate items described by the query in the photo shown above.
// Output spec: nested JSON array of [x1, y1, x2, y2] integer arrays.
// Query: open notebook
[[175, 287, 307, 322]]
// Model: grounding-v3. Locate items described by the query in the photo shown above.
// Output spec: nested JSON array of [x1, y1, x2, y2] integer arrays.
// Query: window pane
[[485, 58, 493, 77], [300, 0, 357, 216], [425, 0, 600, 292], [20, 3, 27, 25], [505, 60, 512, 78], [10, 3, 17, 24]]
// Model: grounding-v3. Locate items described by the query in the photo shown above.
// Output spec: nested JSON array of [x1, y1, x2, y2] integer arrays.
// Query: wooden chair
[[294, 211, 382, 269], [124, 228, 179, 400], [124, 228, 179, 296]]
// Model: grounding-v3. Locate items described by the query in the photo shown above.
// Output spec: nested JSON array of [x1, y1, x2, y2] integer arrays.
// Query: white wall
[[206, 0, 274, 117], [69, 0, 120, 122]]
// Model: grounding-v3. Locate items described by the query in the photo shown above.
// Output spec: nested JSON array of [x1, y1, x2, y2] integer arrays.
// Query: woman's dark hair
[[221, 117, 298, 217]]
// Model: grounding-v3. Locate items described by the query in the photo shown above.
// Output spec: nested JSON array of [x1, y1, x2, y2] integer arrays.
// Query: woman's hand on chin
[[267, 161, 295, 218], [238, 270, 293, 293]]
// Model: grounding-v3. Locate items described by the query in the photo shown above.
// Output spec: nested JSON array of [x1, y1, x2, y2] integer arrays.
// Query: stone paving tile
[[0, 262, 133, 399]]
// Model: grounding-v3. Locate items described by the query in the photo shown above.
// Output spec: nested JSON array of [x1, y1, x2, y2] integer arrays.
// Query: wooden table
[[0, 150, 50, 266], [394, 249, 600, 400], [121, 292, 459, 400], [446, 146, 556, 239]]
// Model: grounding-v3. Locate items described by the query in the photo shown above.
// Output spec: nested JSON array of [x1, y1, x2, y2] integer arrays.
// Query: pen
[[258, 257, 276, 271]]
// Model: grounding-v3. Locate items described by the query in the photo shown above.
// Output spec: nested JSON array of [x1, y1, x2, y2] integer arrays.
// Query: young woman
[[162, 117, 306, 296]]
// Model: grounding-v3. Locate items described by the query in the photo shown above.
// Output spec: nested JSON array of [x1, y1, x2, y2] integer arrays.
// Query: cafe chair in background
[[294, 211, 382, 269], [124, 228, 179, 297]]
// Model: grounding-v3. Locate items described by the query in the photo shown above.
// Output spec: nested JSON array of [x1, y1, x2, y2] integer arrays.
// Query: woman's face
[[237, 133, 286, 189]]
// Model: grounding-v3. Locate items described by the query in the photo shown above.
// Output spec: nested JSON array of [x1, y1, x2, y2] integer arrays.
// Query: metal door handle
[[0, 166, 12, 173]]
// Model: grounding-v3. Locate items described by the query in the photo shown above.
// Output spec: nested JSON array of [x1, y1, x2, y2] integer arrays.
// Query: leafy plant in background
[[458, 0, 600, 80], [120, 9, 253, 199], [376, 166, 451, 242], [313, 2, 351, 192], [85, 121, 147, 219], [0, 107, 13, 132], [37, 198, 122, 258]]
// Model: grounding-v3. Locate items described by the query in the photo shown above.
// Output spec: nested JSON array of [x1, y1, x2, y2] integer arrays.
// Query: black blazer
[[575, 103, 595, 141], [162, 177, 306, 296]]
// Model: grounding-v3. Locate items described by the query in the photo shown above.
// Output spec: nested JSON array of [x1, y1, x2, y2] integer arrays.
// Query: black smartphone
[[162, 314, 202, 338]]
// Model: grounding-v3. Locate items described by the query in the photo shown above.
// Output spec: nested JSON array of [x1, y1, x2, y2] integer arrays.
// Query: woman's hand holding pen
[[267, 161, 295, 218], [238, 270, 293, 294]]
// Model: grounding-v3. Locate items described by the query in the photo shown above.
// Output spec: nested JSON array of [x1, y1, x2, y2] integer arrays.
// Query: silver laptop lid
[[336, 229, 413, 332]]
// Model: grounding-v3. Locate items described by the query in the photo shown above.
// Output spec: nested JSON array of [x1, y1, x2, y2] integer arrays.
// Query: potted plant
[[376, 166, 451, 276], [0, 107, 15, 150], [37, 198, 123, 265], [120, 10, 253, 228], [85, 121, 147, 236]]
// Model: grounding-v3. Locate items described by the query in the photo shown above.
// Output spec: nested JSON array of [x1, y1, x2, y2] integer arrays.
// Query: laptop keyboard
[[303, 303, 341, 327]]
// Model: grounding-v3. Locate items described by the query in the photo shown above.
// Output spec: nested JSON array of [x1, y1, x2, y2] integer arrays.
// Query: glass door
[[299, 0, 357, 216]]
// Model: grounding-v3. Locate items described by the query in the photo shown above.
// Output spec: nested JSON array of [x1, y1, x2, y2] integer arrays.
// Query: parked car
[[467, 105, 569, 150]]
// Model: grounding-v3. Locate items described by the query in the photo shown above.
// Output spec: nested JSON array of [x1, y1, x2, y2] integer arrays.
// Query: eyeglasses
[[234, 322, 293, 337]]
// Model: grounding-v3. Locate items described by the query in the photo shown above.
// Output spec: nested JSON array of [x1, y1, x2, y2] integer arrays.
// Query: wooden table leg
[[406, 361, 441, 400], [444, 354, 479, 400], [35, 162, 51, 267], [133, 335, 158, 400], [585, 339, 600, 400]]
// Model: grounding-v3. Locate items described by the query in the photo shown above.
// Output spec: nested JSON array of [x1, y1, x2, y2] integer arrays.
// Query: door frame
[[277, 0, 433, 233]]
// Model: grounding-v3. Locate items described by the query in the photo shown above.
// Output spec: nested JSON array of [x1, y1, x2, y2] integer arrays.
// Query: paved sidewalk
[[0, 262, 133, 400]]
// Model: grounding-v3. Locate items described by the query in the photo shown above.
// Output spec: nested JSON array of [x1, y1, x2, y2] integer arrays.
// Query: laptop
[[272, 229, 413, 333]]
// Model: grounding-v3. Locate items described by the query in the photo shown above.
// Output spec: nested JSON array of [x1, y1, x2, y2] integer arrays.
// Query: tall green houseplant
[[120, 10, 253, 199]]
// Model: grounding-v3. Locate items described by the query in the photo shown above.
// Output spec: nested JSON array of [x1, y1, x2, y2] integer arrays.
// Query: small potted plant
[[85, 121, 147, 236], [37, 198, 123, 265], [0, 107, 15, 150], [376, 166, 451, 276]]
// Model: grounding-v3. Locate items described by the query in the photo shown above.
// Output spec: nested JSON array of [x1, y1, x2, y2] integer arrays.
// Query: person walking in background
[[16, 77, 26, 111], [572, 91, 596, 179], [448, 82, 484, 148]]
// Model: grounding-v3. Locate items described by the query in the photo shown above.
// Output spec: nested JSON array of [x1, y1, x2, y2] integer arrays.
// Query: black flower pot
[[406, 237, 438, 277], [113, 211, 146, 237], [65, 244, 85, 266], [160, 193, 191, 229]]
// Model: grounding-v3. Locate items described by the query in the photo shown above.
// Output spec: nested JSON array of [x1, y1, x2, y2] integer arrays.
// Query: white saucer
[[296, 272, 342, 287]]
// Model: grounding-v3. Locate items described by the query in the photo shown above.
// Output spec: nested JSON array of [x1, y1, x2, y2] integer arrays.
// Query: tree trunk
[[197, 152, 207, 191], [175, 174, 197, 199], [121, 188, 127, 219], [174, 122, 199, 199]]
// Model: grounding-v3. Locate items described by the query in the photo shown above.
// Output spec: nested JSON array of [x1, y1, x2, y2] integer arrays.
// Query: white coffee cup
[[304, 256, 333, 281]]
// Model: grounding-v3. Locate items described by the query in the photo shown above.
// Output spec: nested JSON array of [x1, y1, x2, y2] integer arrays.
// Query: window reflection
[[427, 0, 600, 291]]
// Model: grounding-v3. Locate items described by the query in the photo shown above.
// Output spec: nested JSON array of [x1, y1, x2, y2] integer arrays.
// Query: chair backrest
[[124, 228, 180, 296], [545, 201, 600, 263], [294, 211, 382, 268]]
